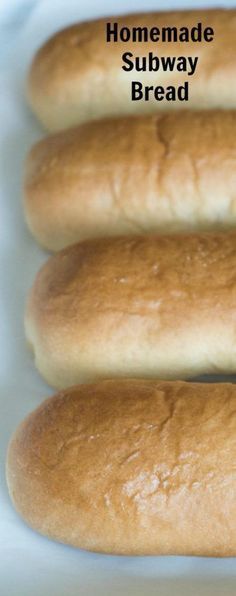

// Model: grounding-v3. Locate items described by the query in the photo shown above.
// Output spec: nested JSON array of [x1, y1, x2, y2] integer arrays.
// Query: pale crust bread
[[27, 9, 236, 130], [24, 110, 236, 251], [6, 379, 236, 556], [25, 232, 236, 388]]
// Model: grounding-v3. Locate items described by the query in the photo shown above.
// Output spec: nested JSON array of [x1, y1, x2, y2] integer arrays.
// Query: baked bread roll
[[7, 379, 236, 556], [25, 232, 236, 388], [24, 110, 236, 251], [27, 9, 236, 131]]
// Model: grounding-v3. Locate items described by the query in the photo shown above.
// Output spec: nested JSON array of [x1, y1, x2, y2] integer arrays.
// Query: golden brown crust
[[25, 232, 236, 388], [27, 10, 236, 130], [6, 379, 236, 556], [24, 110, 236, 250]]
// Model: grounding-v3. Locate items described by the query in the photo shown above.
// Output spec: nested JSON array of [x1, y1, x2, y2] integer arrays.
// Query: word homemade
[[106, 20, 215, 102]]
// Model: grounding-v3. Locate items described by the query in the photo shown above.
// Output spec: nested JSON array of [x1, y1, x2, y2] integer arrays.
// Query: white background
[[1, 0, 236, 594]]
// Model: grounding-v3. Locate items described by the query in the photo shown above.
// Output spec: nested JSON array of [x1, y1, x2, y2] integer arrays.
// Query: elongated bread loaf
[[25, 232, 236, 388], [24, 110, 236, 251], [27, 9, 236, 130], [6, 379, 236, 556]]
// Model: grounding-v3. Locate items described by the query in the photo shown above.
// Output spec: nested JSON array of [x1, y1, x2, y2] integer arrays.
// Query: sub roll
[[25, 232, 236, 388], [6, 379, 236, 556], [27, 9, 236, 131], [24, 110, 236, 251]]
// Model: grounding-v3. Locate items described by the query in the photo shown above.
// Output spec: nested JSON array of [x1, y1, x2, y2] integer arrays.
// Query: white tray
[[1, 0, 236, 594]]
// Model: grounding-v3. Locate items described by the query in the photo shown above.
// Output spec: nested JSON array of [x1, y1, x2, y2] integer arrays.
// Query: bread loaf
[[27, 9, 236, 130], [25, 232, 236, 388], [6, 379, 236, 556], [24, 110, 236, 251]]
